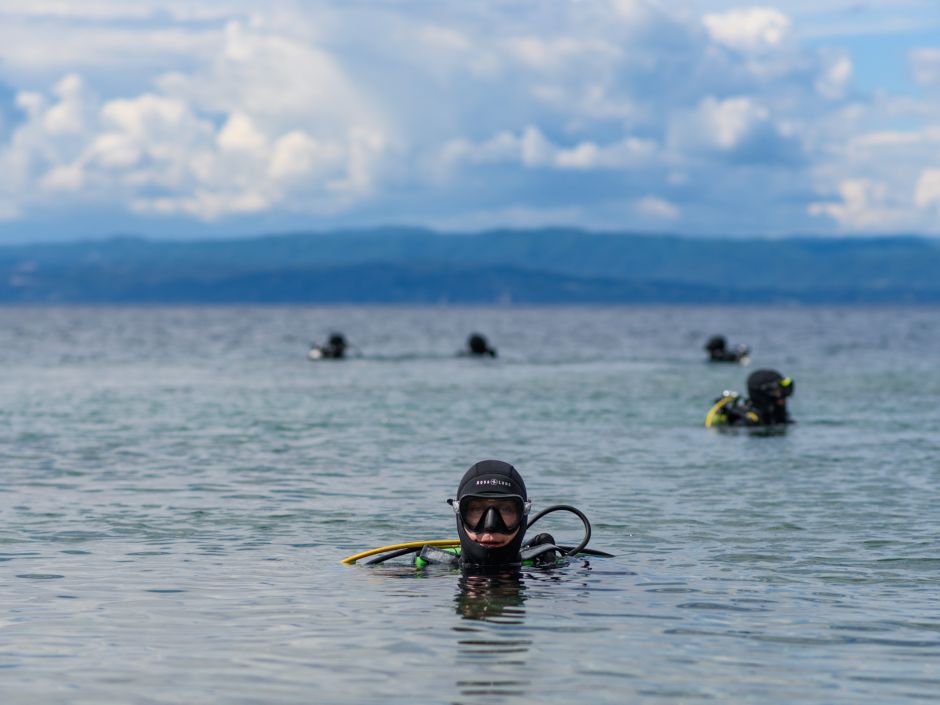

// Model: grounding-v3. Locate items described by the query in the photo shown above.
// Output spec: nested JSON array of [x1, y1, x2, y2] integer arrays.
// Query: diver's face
[[460, 496, 524, 548], [460, 496, 524, 529], [465, 526, 520, 549]]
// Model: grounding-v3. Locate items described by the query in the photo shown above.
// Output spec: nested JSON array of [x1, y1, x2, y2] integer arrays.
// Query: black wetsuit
[[713, 397, 791, 426], [708, 348, 747, 363], [415, 533, 563, 569]]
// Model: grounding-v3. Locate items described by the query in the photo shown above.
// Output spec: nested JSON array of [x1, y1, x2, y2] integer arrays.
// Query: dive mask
[[773, 377, 794, 398], [757, 376, 794, 399], [448, 495, 531, 534]]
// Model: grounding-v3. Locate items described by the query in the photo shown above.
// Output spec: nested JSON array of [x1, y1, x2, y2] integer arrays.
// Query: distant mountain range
[[1, 227, 939, 303]]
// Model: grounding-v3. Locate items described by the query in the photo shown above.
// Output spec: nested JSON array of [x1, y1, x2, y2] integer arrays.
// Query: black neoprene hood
[[457, 460, 527, 500], [705, 335, 727, 352], [454, 460, 528, 567], [748, 368, 792, 401]]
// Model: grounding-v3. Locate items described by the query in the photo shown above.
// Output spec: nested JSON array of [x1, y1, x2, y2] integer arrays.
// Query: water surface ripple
[[2, 306, 939, 704]]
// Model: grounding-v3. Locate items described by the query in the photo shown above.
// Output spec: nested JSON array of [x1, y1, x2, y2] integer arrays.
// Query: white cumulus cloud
[[0, 0, 938, 236], [914, 169, 940, 211], [0, 11, 397, 222], [635, 196, 680, 220], [668, 95, 801, 165], [815, 53, 853, 99], [702, 7, 791, 52], [441, 126, 658, 171], [808, 179, 911, 230], [217, 113, 267, 154], [43, 74, 87, 135], [910, 48, 940, 87]]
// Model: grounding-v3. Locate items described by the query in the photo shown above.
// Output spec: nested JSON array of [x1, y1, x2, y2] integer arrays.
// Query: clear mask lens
[[449, 496, 530, 534]]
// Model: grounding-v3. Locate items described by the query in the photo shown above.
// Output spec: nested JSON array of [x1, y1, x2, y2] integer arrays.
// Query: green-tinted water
[[2, 306, 939, 704]]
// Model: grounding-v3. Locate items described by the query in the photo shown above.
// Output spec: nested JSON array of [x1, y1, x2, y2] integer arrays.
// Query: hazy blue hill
[[1, 229, 938, 303]]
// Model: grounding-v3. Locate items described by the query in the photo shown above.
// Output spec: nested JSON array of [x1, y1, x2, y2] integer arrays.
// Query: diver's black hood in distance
[[705, 335, 727, 352], [747, 368, 792, 424], [455, 460, 528, 567]]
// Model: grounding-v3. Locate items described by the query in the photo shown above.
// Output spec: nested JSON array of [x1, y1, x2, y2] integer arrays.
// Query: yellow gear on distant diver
[[704, 394, 738, 428]]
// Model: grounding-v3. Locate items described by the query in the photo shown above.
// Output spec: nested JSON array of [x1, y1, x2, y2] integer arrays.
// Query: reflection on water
[[712, 425, 791, 438], [454, 570, 531, 699], [455, 570, 528, 624]]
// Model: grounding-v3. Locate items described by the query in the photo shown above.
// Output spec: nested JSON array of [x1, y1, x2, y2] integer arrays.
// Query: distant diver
[[309, 332, 349, 360], [464, 333, 497, 358], [340, 459, 612, 568], [705, 368, 795, 428], [704, 335, 749, 363]]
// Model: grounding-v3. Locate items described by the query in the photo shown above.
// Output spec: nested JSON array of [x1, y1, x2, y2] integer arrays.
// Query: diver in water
[[416, 460, 590, 569], [464, 333, 497, 358], [705, 368, 795, 428], [340, 459, 608, 568], [704, 335, 749, 363], [309, 332, 349, 360]]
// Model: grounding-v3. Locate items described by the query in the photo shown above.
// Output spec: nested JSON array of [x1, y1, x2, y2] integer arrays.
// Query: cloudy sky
[[0, 0, 938, 242]]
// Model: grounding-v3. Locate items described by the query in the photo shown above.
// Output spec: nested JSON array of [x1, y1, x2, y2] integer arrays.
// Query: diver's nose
[[482, 506, 502, 533]]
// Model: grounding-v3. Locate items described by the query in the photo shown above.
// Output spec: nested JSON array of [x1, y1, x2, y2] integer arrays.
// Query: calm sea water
[[2, 306, 939, 704]]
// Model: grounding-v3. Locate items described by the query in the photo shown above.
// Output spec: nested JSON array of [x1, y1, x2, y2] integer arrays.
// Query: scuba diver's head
[[747, 369, 794, 402], [327, 333, 347, 357], [450, 460, 530, 567], [467, 333, 491, 355], [705, 335, 727, 353], [747, 368, 794, 421]]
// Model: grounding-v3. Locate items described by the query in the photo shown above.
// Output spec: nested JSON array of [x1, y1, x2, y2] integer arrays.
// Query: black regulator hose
[[525, 504, 592, 557], [364, 546, 422, 565], [366, 504, 602, 565], [555, 546, 615, 558]]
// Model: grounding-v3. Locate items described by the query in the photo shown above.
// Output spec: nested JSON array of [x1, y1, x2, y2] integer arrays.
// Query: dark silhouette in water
[[464, 333, 497, 358], [704, 335, 749, 363], [309, 332, 349, 360], [455, 570, 526, 621], [453, 571, 530, 698], [705, 368, 795, 428]]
